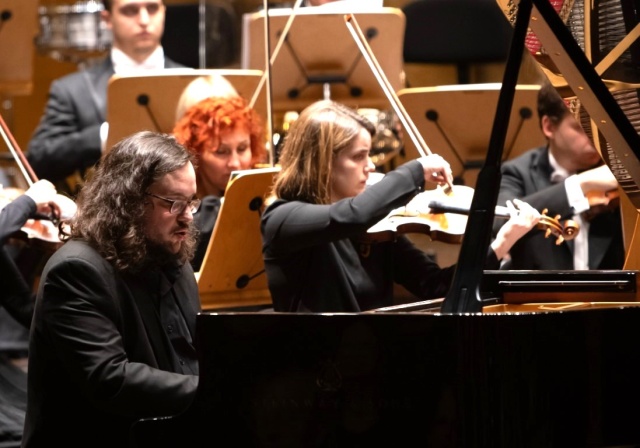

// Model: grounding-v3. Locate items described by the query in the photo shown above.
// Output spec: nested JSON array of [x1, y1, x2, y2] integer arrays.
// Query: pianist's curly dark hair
[[65, 131, 198, 272]]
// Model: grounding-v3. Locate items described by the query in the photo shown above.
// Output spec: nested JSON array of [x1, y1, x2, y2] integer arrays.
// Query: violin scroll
[[538, 209, 578, 245]]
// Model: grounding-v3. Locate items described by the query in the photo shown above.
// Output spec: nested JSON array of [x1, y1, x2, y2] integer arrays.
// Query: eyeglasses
[[145, 192, 201, 215]]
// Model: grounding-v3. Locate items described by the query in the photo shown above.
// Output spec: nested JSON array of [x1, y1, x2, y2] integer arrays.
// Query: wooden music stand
[[395, 83, 546, 187], [241, 7, 405, 113], [197, 166, 279, 310], [0, 0, 38, 96], [105, 69, 265, 150]]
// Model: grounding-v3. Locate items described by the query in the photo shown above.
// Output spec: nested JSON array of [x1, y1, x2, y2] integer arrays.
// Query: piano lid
[[497, 0, 640, 270], [442, 0, 640, 312], [498, 0, 640, 206]]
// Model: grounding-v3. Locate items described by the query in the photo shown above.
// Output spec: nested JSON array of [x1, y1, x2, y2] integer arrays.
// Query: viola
[[365, 185, 579, 245]]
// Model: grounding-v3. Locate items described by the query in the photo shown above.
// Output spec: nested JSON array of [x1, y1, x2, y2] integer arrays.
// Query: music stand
[[0, 0, 37, 95], [197, 166, 279, 310], [105, 69, 265, 150], [241, 7, 405, 113], [395, 83, 546, 187]]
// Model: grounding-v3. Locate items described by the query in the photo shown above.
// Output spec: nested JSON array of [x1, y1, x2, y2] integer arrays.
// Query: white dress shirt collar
[[111, 46, 165, 75], [548, 151, 572, 183]]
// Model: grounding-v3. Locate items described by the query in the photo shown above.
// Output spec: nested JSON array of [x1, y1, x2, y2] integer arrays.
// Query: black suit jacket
[[496, 146, 625, 270], [27, 56, 184, 185], [22, 240, 200, 448]]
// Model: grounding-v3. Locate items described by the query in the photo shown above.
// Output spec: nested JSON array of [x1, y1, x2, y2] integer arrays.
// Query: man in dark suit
[[27, 0, 184, 193], [22, 132, 202, 447], [495, 82, 624, 270]]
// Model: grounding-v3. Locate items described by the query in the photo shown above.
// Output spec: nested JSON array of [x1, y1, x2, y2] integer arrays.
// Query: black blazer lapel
[[84, 58, 114, 122]]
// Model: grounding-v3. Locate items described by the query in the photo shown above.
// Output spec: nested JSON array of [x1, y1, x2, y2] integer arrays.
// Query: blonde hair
[[273, 100, 375, 204], [175, 74, 238, 122]]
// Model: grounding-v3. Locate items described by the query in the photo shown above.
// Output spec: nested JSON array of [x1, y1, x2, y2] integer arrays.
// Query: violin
[[365, 185, 579, 245], [0, 187, 59, 245], [0, 113, 75, 247]]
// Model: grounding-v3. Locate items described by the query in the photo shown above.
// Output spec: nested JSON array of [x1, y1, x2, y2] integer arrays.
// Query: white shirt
[[549, 152, 590, 270], [111, 46, 165, 75]]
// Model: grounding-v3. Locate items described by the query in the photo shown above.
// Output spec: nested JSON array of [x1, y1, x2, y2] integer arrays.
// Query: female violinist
[[261, 100, 541, 313]]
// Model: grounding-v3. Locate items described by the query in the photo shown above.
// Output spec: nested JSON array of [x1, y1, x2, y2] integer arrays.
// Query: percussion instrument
[[35, 0, 111, 62]]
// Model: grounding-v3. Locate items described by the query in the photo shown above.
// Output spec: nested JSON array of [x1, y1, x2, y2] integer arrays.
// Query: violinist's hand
[[24, 180, 61, 217], [417, 154, 453, 187], [577, 164, 618, 193], [490, 199, 541, 261]]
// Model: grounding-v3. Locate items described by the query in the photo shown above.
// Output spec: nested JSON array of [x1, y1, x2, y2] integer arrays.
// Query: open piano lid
[[442, 0, 640, 313]]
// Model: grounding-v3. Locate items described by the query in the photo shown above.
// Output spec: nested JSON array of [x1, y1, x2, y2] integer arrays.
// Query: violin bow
[[249, 0, 305, 166], [343, 13, 454, 192], [0, 112, 63, 225], [0, 112, 37, 186]]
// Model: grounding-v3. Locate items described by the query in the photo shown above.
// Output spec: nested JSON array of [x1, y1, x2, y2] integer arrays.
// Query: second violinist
[[261, 100, 541, 313], [495, 82, 624, 270]]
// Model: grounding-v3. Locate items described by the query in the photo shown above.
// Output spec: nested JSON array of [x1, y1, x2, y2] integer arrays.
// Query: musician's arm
[[0, 195, 36, 244], [27, 77, 102, 183], [263, 161, 424, 255], [0, 195, 37, 328]]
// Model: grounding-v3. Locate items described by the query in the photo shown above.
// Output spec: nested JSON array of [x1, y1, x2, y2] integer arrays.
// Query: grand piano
[[131, 0, 640, 446]]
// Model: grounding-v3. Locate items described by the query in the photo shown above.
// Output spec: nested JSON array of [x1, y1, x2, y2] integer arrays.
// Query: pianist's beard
[[144, 221, 199, 267]]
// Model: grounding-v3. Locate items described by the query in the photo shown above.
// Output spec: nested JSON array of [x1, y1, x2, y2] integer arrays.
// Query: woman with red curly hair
[[173, 95, 266, 270], [174, 95, 266, 197]]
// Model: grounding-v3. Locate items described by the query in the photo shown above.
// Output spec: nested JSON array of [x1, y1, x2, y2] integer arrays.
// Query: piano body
[[131, 0, 640, 446], [133, 307, 640, 447]]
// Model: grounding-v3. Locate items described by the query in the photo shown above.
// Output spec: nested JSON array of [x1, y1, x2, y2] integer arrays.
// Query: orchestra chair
[[401, 0, 513, 86]]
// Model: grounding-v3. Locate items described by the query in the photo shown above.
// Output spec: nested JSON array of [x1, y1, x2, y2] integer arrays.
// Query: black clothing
[[22, 240, 200, 448], [0, 195, 37, 328], [262, 161, 500, 312]]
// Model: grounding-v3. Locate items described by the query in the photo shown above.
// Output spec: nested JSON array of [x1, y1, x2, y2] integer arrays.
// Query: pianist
[[261, 100, 541, 312], [22, 132, 201, 448]]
